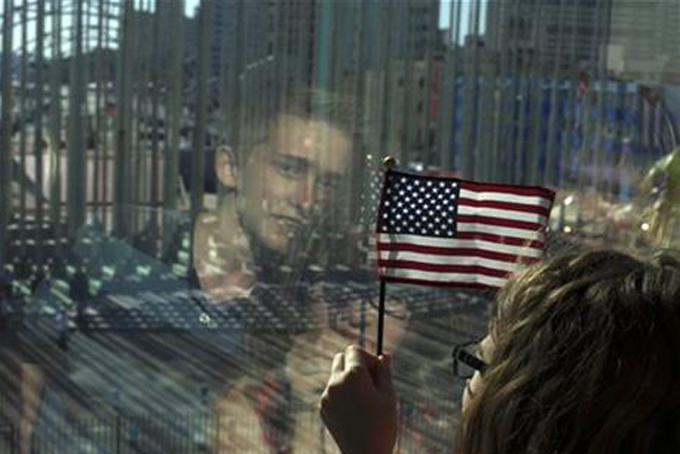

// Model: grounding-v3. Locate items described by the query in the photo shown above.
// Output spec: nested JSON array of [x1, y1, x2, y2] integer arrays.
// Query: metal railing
[[1, 400, 456, 454], [1, 1, 677, 268]]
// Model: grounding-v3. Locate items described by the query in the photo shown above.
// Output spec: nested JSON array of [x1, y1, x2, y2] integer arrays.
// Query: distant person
[[319, 250, 680, 454]]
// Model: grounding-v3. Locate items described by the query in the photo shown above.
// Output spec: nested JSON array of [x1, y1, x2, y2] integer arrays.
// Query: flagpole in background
[[376, 156, 397, 356]]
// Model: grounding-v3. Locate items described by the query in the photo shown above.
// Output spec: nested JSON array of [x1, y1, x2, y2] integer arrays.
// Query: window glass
[[0, 1, 678, 453]]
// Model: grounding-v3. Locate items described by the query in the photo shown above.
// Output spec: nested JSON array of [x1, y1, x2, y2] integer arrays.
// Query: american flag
[[376, 170, 555, 289]]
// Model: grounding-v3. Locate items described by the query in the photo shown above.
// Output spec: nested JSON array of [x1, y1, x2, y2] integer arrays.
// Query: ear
[[215, 145, 238, 189]]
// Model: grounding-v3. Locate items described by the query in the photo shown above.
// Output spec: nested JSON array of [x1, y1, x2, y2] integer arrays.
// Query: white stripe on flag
[[457, 205, 547, 224], [456, 223, 545, 241], [459, 188, 553, 209], [376, 234, 543, 257], [377, 251, 520, 271], [380, 268, 509, 287], [367, 234, 378, 263]]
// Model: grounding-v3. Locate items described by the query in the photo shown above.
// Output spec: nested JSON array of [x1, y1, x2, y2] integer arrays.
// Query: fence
[[2, 1, 678, 269], [1, 400, 456, 454]]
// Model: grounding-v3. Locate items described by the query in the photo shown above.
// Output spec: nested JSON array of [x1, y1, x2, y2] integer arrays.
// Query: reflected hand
[[319, 345, 397, 454]]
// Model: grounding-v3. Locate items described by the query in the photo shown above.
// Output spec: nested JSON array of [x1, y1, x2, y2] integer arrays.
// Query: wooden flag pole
[[377, 279, 387, 355], [376, 156, 396, 356]]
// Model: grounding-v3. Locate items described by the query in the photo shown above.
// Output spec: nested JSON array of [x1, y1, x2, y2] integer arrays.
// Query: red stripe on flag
[[457, 214, 544, 231], [380, 276, 502, 289], [454, 231, 545, 249], [457, 198, 551, 216], [460, 181, 555, 199], [376, 243, 527, 263], [374, 170, 554, 288], [379, 260, 512, 278]]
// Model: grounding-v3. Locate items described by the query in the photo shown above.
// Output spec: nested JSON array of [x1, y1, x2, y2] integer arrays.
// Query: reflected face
[[461, 335, 494, 413], [237, 116, 351, 255], [286, 296, 409, 404]]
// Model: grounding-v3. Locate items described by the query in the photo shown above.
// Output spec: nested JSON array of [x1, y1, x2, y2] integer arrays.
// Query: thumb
[[375, 354, 394, 394]]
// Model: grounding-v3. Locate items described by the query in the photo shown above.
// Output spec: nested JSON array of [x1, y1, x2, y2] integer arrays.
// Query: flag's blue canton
[[378, 173, 460, 238]]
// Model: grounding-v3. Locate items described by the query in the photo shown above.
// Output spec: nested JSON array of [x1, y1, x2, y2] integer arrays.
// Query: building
[[486, 0, 614, 76], [607, 1, 680, 85], [363, 0, 440, 67]]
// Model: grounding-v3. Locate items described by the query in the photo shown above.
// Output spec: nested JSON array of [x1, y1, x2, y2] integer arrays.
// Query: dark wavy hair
[[454, 250, 680, 454]]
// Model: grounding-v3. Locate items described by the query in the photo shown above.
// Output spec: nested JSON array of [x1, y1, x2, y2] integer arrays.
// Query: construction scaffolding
[[1, 0, 677, 273]]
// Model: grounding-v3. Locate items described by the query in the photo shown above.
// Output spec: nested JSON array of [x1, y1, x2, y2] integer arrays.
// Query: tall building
[[485, 0, 614, 76], [363, 0, 440, 67], [183, 1, 274, 79], [607, 1, 680, 85]]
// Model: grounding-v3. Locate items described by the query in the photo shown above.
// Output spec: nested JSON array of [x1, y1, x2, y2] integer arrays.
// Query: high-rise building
[[363, 0, 440, 67], [183, 1, 274, 79], [607, 1, 680, 85], [486, 0, 614, 76]]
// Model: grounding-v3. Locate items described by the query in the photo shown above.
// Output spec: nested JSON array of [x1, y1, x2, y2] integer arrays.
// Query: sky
[[183, 0, 485, 43], [185, 0, 456, 30], [1, 0, 477, 53]]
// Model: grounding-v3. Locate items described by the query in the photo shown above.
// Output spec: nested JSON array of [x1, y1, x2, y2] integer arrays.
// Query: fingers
[[319, 346, 400, 454], [344, 345, 379, 372], [331, 352, 344, 375]]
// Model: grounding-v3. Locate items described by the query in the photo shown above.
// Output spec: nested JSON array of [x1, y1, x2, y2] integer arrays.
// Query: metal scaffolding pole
[[130, 0, 146, 234], [101, 0, 114, 230], [488, 0, 506, 183], [161, 0, 184, 255], [19, 0, 28, 259], [349, 1, 367, 225], [475, 0, 497, 182], [449, 0, 464, 171], [576, 3, 598, 199], [34, 0, 46, 266], [49, 0, 64, 261], [504, 0, 522, 184], [545, 0, 567, 188], [113, 0, 134, 239], [0, 0, 14, 266], [436, 1, 456, 170], [527, 1, 547, 186], [512, 1, 534, 185], [231, 0, 244, 162], [67, 0, 87, 237], [460, 0, 481, 180], [421, 0, 437, 167], [148, 0, 162, 244], [378, 1, 395, 161], [402, 1, 415, 165], [559, 1, 583, 201], [190, 0, 211, 221], [592, 0, 612, 198], [93, 0, 105, 221]]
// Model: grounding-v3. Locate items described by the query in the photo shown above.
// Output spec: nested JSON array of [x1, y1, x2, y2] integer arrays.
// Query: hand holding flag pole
[[376, 156, 396, 356]]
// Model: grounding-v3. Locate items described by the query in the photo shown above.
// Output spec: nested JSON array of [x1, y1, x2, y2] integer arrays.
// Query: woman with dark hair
[[319, 250, 680, 454]]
